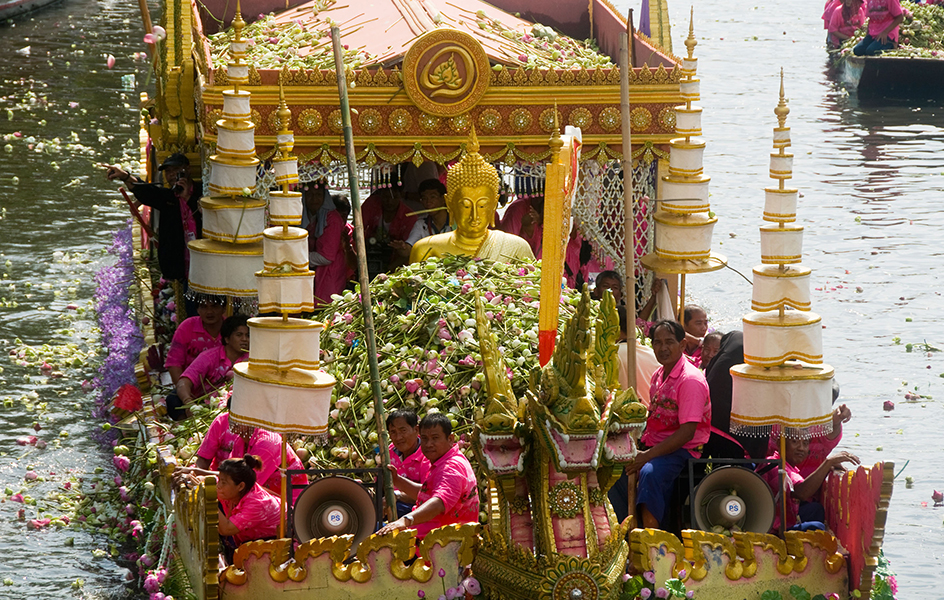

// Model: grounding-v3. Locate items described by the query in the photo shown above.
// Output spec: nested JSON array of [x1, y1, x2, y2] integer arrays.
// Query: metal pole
[[620, 21, 639, 527], [331, 26, 398, 521], [280, 435, 288, 538]]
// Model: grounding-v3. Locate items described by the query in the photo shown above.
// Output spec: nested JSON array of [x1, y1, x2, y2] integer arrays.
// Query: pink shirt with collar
[[643, 356, 711, 456], [180, 345, 246, 398], [388, 440, 431, 487], [412, 444, 478, 539], [221, 482, 281, 545], [196, 413, 308, 501], [866, 0, 903, 40], [165, 316, 221, 370], [760, 451, 804, 531]]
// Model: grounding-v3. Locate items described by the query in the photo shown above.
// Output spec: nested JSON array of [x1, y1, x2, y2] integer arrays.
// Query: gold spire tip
[[549, 102, 563, 156], [774, 68, 790, 128], [233, 0, 246, 40], [685, 6, 697, 59], [277, 79, 292, 135], [467, 125, 479, 154]]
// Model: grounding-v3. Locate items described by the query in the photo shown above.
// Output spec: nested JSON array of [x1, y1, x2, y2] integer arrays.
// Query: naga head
[[528, 287, 606, 473], [472, 292, 528, 484]]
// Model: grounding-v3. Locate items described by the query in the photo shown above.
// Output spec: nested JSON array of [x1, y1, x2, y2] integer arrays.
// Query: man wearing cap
[[105, 154, 200, 286]]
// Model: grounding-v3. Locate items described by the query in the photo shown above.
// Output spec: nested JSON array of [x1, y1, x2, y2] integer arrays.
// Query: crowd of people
[[823, 0, 904, 55]]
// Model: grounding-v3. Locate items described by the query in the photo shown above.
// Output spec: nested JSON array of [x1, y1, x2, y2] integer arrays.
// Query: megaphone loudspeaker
[[294, 476, 377, 553], [692, 466, 775, 534]]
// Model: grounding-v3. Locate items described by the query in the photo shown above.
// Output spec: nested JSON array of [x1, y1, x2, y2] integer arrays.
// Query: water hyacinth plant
[[306, 255, 585, 471]]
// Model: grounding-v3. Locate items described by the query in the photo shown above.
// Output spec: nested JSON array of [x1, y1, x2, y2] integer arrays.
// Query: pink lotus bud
[[143, 33, 155, 44], [151, 25, 166, 41], [25, 470, 38, 481], [932, 490, 943, 503], [883, 400, 895, 411], [106, 54, 116, 69]]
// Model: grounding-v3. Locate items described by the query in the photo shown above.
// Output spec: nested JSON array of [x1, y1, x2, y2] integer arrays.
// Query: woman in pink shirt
[[827, 0, 867, 49], [166, 315, 248, 420], [175, 409, 308, 502], [164, 298, 225, 386], [304, 186, 352, 306], [376, 413, 478, 540], [217, 455, 282, 562]]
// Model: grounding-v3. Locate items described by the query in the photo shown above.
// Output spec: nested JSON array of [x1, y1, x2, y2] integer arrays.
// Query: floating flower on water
[[883, 400, 895, 411], [933, 490, 943, 503], [106, 54, 116, 69], [27, 518, 51, 530]]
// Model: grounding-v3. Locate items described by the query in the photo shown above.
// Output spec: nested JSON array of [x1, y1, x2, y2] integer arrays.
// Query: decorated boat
[[106, 0, 896, 598], [832, 0, 944, 99]]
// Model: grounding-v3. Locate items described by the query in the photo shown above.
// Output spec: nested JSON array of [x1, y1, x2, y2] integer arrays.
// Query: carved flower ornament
[[540, 555, 605, 600]]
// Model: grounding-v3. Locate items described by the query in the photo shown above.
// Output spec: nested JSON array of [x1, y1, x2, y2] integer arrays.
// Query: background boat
[[0, 0, 64, 22]]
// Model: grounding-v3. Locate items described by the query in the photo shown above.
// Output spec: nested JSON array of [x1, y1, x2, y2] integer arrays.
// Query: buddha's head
[[446, 127, 500, 239]]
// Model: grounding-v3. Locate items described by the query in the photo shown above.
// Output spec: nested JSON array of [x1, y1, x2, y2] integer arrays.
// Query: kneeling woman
[[217, 455, 281, 562]]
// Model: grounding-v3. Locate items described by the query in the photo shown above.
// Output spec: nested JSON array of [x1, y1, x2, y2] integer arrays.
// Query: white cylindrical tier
[[188, 239, 262, 297], [668, 139, 705, 178], [221, 90, 251, 120], [208, 156, 259, 197], [763, 188, 798, 223], [200, 197, 266, 243], [674, 107, 702, 137], [773, 127, 791, 150], [229, 40, 249, 56], [263, 226, 309, 270], [680, 78, 700, 102], [227, 63, 249, 84], [277, 133, 295, 149], [273, 158, 299, 186], [742, 310, 823, 366], [681, 57, 698, 74], [231, 364, 335, 436], [248, 316, 323, 370], [269, 191, 303, 226], [751, 264, 812, 311], [730, 363, 834, 437], [654, 212, 717, 260], [256, 271, 315, 314], [760, 224, 803, 264], [216, 126, 256, 159], [661, 174, 710, 214], [769, 153, 794, 178]]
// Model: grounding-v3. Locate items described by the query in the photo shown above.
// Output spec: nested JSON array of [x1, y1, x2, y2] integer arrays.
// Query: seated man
[[362, 186, 418, 271], [629, 319, 711, 529], [396, 179, 452, 254], [592, 270, 624, 306], [768, 400, 852, 479], [700, 331, 722, 370], [376, 413, 478, 539], [760, 437, 859, 532], [385, 409, 431, 518]]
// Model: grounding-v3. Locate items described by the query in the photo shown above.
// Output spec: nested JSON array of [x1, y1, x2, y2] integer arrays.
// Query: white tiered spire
[[230, 82, 335, 439], [730, 73, 834, 439], [187, 2, 265, 299]]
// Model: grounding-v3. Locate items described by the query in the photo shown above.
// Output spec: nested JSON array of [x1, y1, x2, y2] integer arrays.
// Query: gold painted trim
[[188, 282, 257, 296], [752, 299, 812, 311], [752, 265, 811, 278], [668, 166, 704, 176], [249, 316, 323, 330], [765, 186, 799, 195], [662, 174, 711, 184], [760, 224, 803, 233], [762, 212, 797, 222], [263, 227, 307, 241], [255, 270, 314, 279], [263, 259, 309, 270], [640, 251, 727, 275], [743, 312, 821, 326], [729, 412, 832, 427], [229, 412, 328, 435], [234, 363, 334, 389], [200, 196, 267, 210], [743, 351, 824, 365], [654, 214, 717, 227], [730, 363, 834, 381], [257, 301, 316, 312], [189, 239, 263, 256], [660, 203, 711, 214], [249, 357, 321, 370], [202, 229, 264, 243]]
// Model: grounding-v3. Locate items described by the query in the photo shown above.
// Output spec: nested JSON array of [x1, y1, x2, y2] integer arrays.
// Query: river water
[[0, 0, 941, 597]]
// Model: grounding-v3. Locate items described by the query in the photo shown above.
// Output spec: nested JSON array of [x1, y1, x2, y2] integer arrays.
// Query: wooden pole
[[619, 20, 638, 527], [331, 26, 398, 521], [280, 435, 288, 538], [779, 433, 787, 536], [137, 0, 153, 38], [679, 273, 686, 325]]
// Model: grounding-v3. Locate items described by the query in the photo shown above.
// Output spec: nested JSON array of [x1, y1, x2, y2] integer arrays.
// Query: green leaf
[[664, 578, 687, 598], [761, 592, 783, 600], [789, 585, 811, 600], [621, 575, 644, 599]]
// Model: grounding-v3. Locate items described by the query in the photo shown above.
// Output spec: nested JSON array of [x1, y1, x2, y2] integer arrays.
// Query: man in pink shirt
[[385, 409, 431, 518], [628, 319, 711, 529], [376, 413, 478, 539], [853, 0, 903, 55]]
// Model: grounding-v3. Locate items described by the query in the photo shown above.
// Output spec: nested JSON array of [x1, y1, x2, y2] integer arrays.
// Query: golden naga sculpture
[[409, 127, 535, 263]]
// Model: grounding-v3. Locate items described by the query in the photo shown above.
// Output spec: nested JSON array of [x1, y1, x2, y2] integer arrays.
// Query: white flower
[[458, 330, 474, 343]]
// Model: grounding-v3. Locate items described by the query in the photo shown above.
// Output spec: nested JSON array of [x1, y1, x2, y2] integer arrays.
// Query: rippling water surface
[[1, 0, 942, 597]]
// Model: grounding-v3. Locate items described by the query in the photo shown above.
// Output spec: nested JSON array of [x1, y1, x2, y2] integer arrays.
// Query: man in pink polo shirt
[[385, 409, 430, 518], [377, 413, 478, 539]]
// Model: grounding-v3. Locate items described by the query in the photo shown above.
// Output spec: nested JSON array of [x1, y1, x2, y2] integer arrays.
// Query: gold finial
[[233, 0, 246, 41], [467, 124, 479, 154], [277, 78, 292, 137], [774, 68, 790, 128], [684, 6, 697, 60], [549, 102, 563, 159]]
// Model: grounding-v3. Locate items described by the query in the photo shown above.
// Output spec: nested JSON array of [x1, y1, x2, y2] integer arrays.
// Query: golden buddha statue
[[409, 129, 535, 264]]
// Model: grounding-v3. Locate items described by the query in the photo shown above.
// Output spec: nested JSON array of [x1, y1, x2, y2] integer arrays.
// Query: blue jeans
[[853, 34, 895, 56], [636, 447, 693, 526]]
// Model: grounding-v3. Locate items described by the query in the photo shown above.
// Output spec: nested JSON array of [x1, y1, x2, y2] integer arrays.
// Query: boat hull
[[0, 0, 63, 21], [840, 55, 944, 100]]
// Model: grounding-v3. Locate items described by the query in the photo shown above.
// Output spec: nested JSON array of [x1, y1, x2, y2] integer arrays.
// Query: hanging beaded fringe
[[730, 421, 833, 440]]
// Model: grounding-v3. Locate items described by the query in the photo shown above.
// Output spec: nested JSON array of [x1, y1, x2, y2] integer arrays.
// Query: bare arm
[[826, 404, 852, 440], [168, 366, 184, 387], [175, 376, 194, 403], [218, 509, 239, 536], [375, 496, 445, 535], [793, 451, 860, 501], [386, 464, 421, 500], [630, 421, 697, 472], [878, 14, 904, 43]]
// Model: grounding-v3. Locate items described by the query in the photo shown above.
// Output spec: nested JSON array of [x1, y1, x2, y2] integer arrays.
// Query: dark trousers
[[853, 34, 895, 56]]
